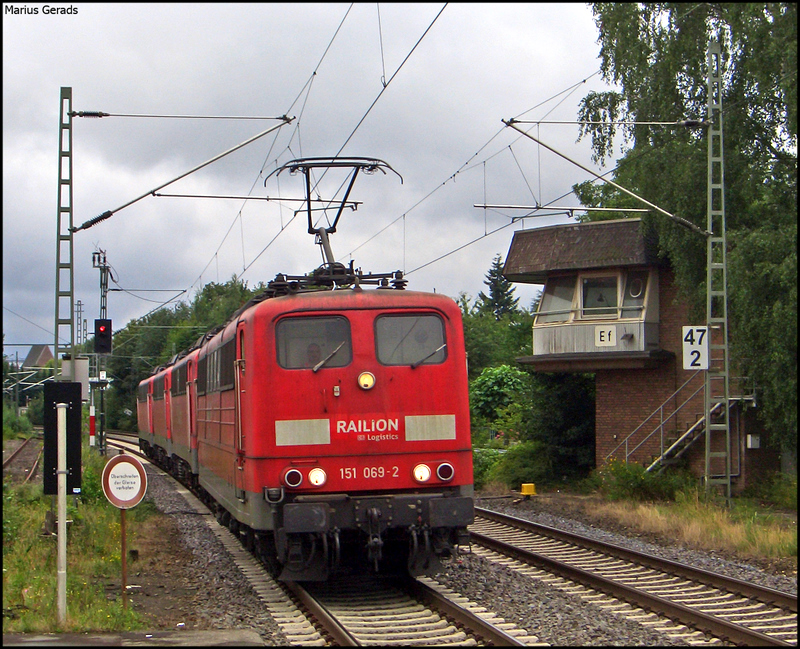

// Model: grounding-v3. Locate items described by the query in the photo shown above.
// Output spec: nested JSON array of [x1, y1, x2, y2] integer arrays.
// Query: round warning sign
[[102, 454, 147, 509]]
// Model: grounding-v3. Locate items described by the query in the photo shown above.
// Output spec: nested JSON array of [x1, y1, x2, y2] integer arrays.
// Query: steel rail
[[3, 436, 35, 470], [405, 576, 528, 646], [476, 507, 797, 613], [473, 508, 794, 646], [472, 530, 789, 646], [282, 580, 360, 646]]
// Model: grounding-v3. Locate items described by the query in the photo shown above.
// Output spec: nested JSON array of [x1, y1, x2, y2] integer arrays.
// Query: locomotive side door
[[187, 359, 197, 474], [147, 386, 154, 436], [234, 323, 247, 501]]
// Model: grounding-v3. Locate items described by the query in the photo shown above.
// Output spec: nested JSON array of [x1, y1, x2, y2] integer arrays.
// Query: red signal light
[[94, 319, 112, 354]]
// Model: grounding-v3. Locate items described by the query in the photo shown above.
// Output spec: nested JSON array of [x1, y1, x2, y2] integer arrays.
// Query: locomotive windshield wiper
[[313, 341, 345, 373], [410, 343, 446, 369]]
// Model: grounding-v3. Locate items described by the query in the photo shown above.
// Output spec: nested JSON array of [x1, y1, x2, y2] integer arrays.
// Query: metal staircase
[[604, 372, 756, 476]]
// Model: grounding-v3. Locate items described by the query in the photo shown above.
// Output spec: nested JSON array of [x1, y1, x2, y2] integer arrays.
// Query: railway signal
[[94, 318, 112, 354]]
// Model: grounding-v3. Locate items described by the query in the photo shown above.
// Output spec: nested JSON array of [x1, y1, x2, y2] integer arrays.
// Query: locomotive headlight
[[283, 468, 303, 488], [358, 372, 376, 390], [436, 462, 455, 481], [412, 463, 432, 483], [308, 467, 327, 487]]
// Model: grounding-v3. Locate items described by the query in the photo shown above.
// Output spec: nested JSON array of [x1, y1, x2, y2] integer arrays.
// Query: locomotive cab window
[[276, 316, 352, 369], [376, 314, 446, 366]]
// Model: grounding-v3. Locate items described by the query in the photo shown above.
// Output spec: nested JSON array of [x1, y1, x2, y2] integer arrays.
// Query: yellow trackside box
[[521, 483, 536, 496]]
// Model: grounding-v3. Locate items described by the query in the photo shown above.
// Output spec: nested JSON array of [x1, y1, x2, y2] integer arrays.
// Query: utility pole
[[93, 250, 110, 319]]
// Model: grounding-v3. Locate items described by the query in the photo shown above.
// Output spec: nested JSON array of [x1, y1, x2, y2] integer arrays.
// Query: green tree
[[104, 277, 259, 431], [470, 365, 530, 421], [476, 254, 520, 320], [458, 292, 532, 380], [525, 372, 596, 480], [575, 3, 797, 454]]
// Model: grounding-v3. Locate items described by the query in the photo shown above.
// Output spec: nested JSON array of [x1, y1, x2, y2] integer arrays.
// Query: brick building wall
[[594, 266, 778, 490], [596, 267, 707, 467]]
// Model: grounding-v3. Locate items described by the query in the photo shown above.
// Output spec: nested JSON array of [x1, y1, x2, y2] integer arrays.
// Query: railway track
[[105, 433, 540, 645], [3, 435, 36, 470], [3, 434, 43, 485], [472, 507, 797, 646]]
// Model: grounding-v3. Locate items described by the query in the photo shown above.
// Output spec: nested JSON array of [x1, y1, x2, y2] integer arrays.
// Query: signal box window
[[621, 270, 648, 319], [276, 316, 352, 369], [536, 275, 576, 324], [582, 276, 617, 318], [376, 314, 446, 366]]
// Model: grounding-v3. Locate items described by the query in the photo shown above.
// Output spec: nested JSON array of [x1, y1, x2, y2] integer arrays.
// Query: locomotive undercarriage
[[140, 441, 473, 582], [275, 492, 473, 581]]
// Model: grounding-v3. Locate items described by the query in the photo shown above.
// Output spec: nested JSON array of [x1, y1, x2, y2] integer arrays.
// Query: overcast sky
[[3, 2, 613, 365]]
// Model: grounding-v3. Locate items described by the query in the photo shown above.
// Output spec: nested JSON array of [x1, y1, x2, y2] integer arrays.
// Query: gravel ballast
[[145, 467, 796, 646]]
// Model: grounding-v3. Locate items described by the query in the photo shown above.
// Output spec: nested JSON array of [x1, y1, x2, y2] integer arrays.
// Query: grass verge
[[587, 490, 797, 560], [3, 439, 157, 633]]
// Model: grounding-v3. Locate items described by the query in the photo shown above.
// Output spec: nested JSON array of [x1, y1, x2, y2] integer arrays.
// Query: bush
[[484, 441, 552, 490], [26, 393, 44, 426], [79, 445, 106, 503], [594, 458, 697, 502], [472, 448, 504, 490], [3, 402, 33, 440], [765, 474, 797, 510], [2, 481, 21, 555], [742, 472, 798, 510]]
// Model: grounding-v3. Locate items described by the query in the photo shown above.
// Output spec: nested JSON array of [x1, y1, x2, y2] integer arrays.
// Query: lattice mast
[[704, 40, 732, 500], [54, 87, 75, 381]]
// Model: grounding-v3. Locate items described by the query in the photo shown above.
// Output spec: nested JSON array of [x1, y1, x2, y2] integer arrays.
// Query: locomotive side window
[[171, 362, 188, 396], [196, 356, 207, 396], [276, 316, 352, 369], [376, 314, 446, 366], [200, 339, 237, 393], [153, 375, 165, 401]]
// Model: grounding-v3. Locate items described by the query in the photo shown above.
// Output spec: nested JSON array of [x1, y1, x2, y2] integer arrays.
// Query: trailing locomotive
[[136, 158, 474, 580]]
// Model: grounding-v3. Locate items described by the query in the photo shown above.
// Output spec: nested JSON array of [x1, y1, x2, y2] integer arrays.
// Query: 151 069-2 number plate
[[340, 466, 400, 479]]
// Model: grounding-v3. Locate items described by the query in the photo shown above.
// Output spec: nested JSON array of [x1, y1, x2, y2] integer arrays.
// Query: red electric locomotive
[[137, 158, 474, 580]]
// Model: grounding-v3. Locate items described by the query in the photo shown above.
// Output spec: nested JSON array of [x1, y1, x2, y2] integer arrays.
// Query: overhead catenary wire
[[503, 118, 711, 238], [71, 112, 290, 120], [346, 70, 600, 262], [70, 117, 294, 233], [238, 4, 448, 279], [186, 4, 356, 293]]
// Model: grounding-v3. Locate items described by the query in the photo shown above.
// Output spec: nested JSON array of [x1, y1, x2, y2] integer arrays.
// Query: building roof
[[22, 344, 54, 368], [503, 218, 662, 284]]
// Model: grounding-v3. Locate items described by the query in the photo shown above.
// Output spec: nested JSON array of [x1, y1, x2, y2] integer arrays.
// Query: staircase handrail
[[605, 370, 704, 463], [605, 371, 755, 468], [645, 400, 725, 473]]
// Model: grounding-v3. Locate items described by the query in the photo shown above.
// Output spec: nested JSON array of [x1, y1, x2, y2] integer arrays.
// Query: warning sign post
[[102, 453, 147, 608]]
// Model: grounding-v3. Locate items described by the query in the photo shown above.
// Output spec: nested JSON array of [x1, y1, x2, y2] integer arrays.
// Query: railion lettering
[[336, 418, 399, 434]]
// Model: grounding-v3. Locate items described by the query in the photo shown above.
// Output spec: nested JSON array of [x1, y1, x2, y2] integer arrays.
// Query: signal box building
[[503, 218, 776, 491]]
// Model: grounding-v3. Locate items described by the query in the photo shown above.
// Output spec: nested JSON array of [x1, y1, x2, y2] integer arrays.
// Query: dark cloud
[[3, 3, 608, 361]]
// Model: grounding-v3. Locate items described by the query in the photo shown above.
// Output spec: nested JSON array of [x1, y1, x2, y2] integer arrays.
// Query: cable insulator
[[70, 210, 113, 233]]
